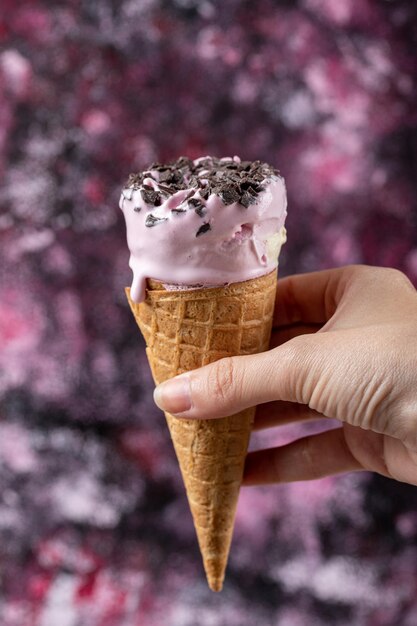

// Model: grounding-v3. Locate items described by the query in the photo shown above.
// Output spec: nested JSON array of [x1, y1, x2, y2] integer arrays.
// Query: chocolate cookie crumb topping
[[125, 157, 280, 210]]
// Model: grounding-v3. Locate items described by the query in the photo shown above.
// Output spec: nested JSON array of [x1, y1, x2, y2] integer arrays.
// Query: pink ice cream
[[120, 156, 287, 303]]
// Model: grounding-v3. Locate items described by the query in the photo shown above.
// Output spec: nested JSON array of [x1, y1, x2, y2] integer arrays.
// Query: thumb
[[153, 336, 315, 419]]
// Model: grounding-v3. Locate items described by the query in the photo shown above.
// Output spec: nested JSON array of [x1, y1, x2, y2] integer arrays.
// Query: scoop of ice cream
[[120, 156, 287, 303]]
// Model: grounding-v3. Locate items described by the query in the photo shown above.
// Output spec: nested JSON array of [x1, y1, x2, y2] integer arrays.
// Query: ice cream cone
[[126, 269, 277, 591]]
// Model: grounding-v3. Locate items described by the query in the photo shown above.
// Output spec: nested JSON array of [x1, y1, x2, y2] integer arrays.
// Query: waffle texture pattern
[[126, 270, 277, 591]]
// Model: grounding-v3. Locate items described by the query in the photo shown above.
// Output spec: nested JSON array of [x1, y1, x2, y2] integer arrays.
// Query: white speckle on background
[[51, 474, 122, 527], [275, 556, 379, 605], [39, 574, 78, 626]]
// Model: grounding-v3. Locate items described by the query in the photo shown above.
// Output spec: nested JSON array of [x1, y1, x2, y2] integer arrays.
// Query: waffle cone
[[126, 270, 277, 591]]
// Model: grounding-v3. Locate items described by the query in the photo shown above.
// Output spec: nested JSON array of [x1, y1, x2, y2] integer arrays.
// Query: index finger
[[274, 267, 352, 327]]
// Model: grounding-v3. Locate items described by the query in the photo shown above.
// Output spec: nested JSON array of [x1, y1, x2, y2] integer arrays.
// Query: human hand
[[153, 266, 417, 486]]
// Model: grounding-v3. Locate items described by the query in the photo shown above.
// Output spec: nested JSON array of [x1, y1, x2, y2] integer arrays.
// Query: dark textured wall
[[1, 1, 417, 624]]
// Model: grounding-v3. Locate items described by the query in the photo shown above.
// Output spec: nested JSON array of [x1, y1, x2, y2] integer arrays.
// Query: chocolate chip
[[188, 198, 206, 216], [126, 173, 144, 189], [141, 189, 162, 206], [252, 184, 264, 193], [240, 192, 256, 208], [177, 156, 193, 168], [155, 183, 173, 194], [133, 206, 141, 212], [188, 198, 203, 207], [171, 207, 187, 214], [158, 170, 173, 183], [145, 214, 167, 227], [197, 158, 212, 168], [221, 186, 240, 205], [196, 223, 211, 237]]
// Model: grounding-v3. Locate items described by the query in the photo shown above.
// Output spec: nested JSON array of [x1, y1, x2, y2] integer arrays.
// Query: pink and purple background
[[1, 1, 417, 624]]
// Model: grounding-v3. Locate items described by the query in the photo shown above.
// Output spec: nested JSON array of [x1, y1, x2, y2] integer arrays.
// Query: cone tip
[[208, 578, 224, 592]]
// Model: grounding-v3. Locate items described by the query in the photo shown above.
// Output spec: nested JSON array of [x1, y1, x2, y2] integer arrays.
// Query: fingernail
[[153, 375, 192, 414]]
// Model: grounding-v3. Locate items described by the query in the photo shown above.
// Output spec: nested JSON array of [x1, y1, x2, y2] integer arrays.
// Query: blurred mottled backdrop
[[1, 0, 417, 624]]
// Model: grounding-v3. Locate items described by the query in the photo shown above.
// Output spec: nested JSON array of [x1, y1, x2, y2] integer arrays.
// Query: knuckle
[[278, 336, 317, 404], [210, 357, 238, 404], [346, 264, 379, 285], [343, 263, 369, 278], [377, 266, 409, 286], [351, 265, 409, 287], [385, 268, 415, 293], [394, 398, 417, 451], [281, 334, 314, 363], [344, 266, 415, 303]]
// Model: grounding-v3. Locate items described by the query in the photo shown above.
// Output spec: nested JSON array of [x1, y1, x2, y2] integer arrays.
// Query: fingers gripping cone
[[126, 270, 277, 591]]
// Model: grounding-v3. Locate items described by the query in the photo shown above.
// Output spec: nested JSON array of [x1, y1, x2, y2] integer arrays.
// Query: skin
[[154, 265, 417, 486]]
